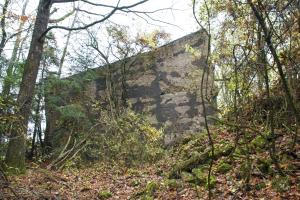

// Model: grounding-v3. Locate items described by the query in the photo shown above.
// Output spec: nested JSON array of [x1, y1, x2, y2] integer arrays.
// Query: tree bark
[[0, 0, 10, 56], [2, 0, 29, 98], [5, 0, 51, 172], [58, 9, 78, 77]]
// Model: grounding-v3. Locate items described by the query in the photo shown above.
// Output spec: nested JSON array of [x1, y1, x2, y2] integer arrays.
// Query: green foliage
[[254, 182, 266, 191], [145, 181, 159, 196], [98, 190, 112, 199], [257, 158, 272, 174], [181, 171, 197, 183], [137, 30, 170, 49], [130, 179, 140, 187], [216, 161, 232, 174], [82, 104, 164, 167], [58, 104, 86, 122], [205, 175, 216, 189], [164, 179, 180, 189], [271, 175, 291, 193], [251, 135, 266, 149], [0, 97, 23, 159], [185, 44, 201, 58], [192, 168, 206, 183]]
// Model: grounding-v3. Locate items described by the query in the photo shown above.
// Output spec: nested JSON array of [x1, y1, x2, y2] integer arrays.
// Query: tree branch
[[49, 8, 75, 23], [40, 0, 148, 39], [52, 0, 80, 3], [247, 0, 300, 124]]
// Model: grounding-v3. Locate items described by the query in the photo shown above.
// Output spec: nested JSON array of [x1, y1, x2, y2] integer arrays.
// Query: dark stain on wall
[[170, 71, 181, 77], [186, 92, 200, 118], [173, 49, 185, 57], [95, 78, 106, 99], [191, 38, 205, 48], [191, 57, 206, 67]]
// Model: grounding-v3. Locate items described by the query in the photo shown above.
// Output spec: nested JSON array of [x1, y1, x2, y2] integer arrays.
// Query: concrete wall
[[47, 29, 216, 145]]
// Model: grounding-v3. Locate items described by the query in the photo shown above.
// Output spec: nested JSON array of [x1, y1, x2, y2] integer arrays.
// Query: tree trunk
[[58, 9, 78, 77], [5, 0, 51, 173], [0, 0, 9, 56], [2, 0, 29, 97]]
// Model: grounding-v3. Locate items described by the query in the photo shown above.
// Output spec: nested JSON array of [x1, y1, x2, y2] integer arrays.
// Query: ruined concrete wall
[[47, 30, 216, 145]]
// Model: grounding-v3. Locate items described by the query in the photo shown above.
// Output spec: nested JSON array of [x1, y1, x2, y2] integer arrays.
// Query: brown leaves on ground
[[1, 127, 299, 200], [1, 157, 299, 200], [1, 163, 198, 200]]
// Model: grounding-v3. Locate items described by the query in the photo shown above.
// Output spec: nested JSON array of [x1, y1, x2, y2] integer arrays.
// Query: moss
[[133, 181, 159, 200], [192, 168, 206, 183], [145, 181, 159, 196], [164, 179, 180, 189], [257, 158, 272, 174], [98, 190, 112, 199], [271, 176, 291, 192], [251, 135, 266, 151], [232, 147, 242, 157], [181, 172, 197, 183], [4, 133, 26, 175], [213, 143, 234, 158], [236, 162, 250, 180], [130, 179, 140, 187], [169, 144, 233, 179], [237, 146, 248, 155], [141, 195, 154, 200], [255, 182, 266, 190], [216, 162, 232, 174], [205, 175, 217, 189]]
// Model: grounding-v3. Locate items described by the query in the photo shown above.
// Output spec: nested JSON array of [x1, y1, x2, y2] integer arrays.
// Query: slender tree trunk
[[29, 84, 43, 160], [0, 0, 9, 56], [257, 27, 283, 174], [29, 123, 37, 160], [58, 9, 78, 77], [248, 0, 300, 124], [2, 0, 29, 97], [231, 45, 241, 159], [5, 0, 51, 172]]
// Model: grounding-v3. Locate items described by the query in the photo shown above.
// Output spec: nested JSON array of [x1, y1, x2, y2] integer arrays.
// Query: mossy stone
[[192, 168, 206, 183], [181, 172, 197, 183], [217, 162, 232, 174], [164, 179, 180, 189]]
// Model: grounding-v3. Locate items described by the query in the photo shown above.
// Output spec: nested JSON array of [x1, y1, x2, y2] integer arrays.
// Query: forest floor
[[1, 128, 300, 200], [1, 158, 299, 200]]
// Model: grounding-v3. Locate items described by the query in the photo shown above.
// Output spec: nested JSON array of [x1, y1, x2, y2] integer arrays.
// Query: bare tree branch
[[75, 8, 105, 16], [52, 0, 80, 3], [49, 8, 75, 23], [40, 0, 148, 39]]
